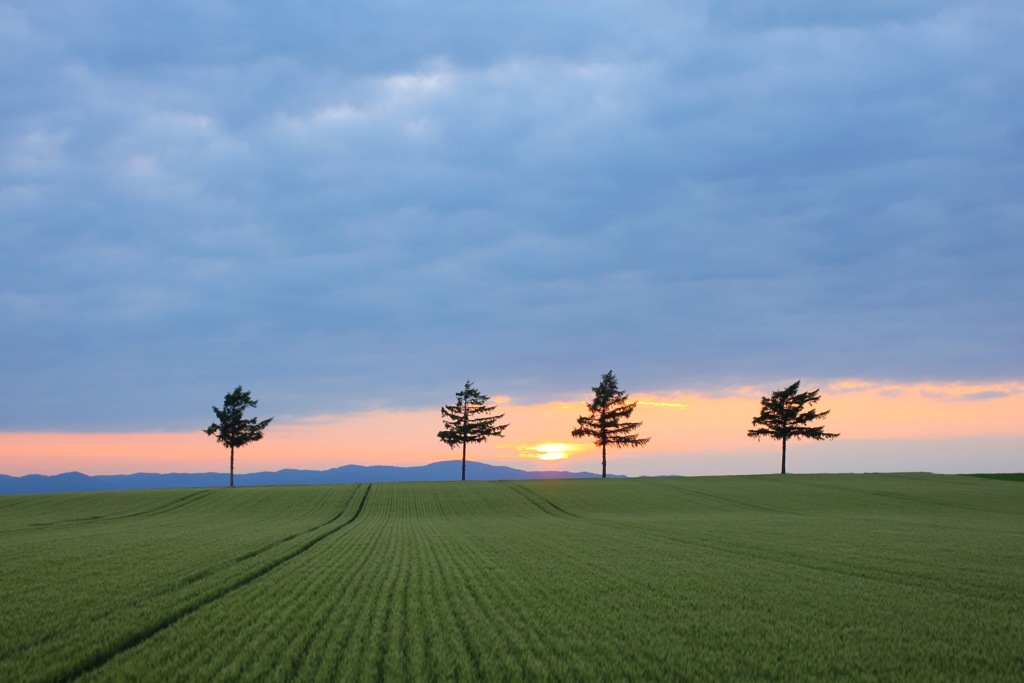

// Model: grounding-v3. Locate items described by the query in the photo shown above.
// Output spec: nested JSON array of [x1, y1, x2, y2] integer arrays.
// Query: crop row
[[0, 485, 367, 681], [3, 475, 1023, 681]]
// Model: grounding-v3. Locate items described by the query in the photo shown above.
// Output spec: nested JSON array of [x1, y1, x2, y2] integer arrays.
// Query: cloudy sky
[[2, 2, 1022, 476]]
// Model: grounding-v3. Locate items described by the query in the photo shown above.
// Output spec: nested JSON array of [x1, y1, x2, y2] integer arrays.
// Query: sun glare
[[507, 442, 582, 461]]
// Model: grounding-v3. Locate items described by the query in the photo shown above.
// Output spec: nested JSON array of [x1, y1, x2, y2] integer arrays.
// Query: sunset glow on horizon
[[505, 442, 584, 461], [2, 379, 1021, 478], [5, 2, 1021, 491]]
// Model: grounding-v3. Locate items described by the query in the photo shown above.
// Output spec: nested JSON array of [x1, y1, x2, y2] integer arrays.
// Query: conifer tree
[[571, 370, 650, 478], [438, 381, 509, 481], [204, 386, 273, 487], [747, 381, 839, 474]]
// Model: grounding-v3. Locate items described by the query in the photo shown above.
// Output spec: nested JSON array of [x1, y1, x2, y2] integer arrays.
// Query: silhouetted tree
[[747, 381, 839, 474], [204, 386, 273, 487], [438, 381, 509, 481], [571, 370, 650, 478]]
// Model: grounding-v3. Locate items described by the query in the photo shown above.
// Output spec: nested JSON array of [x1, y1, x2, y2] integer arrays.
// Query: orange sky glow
[[1, 379, 1021, 477]]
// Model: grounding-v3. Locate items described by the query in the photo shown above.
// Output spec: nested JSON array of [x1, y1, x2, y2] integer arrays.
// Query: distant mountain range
[[0, 460, 623, 495]]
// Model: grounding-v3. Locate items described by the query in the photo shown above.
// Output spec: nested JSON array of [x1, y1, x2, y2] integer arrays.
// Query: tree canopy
[[747, 381, 838, 474], [438, 381, 509, 481], [204, 386, 273, 488], [571, 370, 650, 478]]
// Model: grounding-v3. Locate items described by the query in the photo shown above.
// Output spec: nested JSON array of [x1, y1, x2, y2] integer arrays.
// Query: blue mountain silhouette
[[0, 460, 623, 495]]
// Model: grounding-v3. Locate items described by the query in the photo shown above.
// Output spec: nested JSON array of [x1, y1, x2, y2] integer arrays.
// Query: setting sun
[[537, 444, 568, 461], [511, 442, 582, 461]]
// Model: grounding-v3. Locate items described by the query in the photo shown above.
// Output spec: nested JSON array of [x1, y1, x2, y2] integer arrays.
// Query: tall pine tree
[[571, 370, 650, 478], [437, 381, 509, 481], [747, 380, 839, 474], [204, 386, 273, 488]]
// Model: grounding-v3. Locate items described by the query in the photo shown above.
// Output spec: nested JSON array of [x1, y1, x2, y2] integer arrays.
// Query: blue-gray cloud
[[2, 1, 1022, 429]]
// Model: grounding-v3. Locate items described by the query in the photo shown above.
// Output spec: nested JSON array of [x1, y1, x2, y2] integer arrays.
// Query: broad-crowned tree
[[204, 386, 273, 487], [438, 381, 509, 481], [571, 370, 650, 478], [747, 381, 838, 474]]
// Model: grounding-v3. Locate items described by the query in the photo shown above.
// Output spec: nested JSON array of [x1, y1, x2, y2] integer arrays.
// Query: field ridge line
[[56, 484, 373, 683]]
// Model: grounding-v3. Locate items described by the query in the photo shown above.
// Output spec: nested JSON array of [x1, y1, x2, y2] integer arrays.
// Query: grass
[[969, 473, 1024, 483], [1, 474, 1022, 681]]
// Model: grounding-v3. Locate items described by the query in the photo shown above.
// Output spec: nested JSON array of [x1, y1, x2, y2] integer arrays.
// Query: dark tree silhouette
[[438, 381, 509, 481], [204, 386, 273, 487], [747, 381, 839, 474], [571, 370, 650, 478]]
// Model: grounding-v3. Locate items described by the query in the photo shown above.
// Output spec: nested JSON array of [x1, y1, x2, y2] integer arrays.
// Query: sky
[[2, 2, 1022, 477]]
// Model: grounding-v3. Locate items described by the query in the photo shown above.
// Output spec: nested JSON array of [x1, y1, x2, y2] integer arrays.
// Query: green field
[[2, 474, 1022, 681]]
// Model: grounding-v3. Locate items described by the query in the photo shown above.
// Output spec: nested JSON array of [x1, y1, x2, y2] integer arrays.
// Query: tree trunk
[[230, 445, 235, 488], [780, 437, 787, 475], [602, 442, 607, 479], [461, 402, 468, 481]]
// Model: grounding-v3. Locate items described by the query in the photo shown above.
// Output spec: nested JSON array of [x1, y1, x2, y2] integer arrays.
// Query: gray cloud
[[2, 1, 1022, 429]]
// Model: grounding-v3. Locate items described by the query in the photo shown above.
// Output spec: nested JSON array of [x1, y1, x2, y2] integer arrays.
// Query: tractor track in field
[[796, 479, 1019, 515], [56, 484, 373, 683], [122, 489, 216, 519], [637, 477, 810, 515], [502, 483, 579, 519], [14, 491, 216, 534], [515, 483, 1015, 606], [663, 485, 807, 515], [283, 517, 384, 682], [172, 488, 365, 591], [16, 488, 368, 662]]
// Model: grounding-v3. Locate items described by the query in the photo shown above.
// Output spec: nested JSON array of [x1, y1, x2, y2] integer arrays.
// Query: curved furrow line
[[318, 482, 406, 681], [296, 485, 403, 680], [58, 484, 372, 683], [17, 492, 359, 679], [135, 488, 391, 680], [9, 491, 216, 535], [283, 507, 386, 680], [619, 476, 782, 512], [654, 483, 808, 515], [172, 486, 362, 590], [519, 484, 1017, 606], [122, 490, 216, 519], [501, 482, 577, 520], [799, 479, 1017, 514]]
